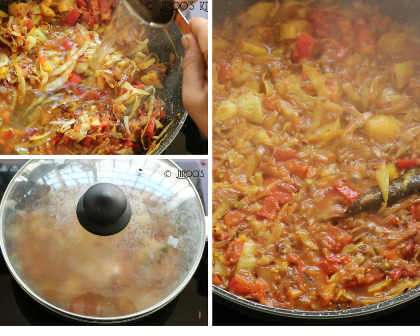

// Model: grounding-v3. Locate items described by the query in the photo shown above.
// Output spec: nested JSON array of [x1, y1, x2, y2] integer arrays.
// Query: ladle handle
[[174, 9, 192, 35]]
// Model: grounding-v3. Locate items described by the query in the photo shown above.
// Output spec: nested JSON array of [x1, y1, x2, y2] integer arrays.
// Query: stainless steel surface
[[0, 159, 206, 324], [213, 0, 420, 319]]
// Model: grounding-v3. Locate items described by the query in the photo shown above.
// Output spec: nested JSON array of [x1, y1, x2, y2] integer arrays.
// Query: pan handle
[[174, 9, 192, 35]]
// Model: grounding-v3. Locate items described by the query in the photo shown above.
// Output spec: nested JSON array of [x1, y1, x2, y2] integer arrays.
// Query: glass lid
[[0, 159, 205, 321]]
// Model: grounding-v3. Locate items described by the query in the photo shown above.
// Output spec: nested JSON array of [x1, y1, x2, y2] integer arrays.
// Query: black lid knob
[[76, 183, 132, 236]]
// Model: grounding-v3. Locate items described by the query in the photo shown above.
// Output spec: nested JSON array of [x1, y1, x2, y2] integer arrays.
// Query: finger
[[182, 33, 207, 91], [189, 18, 208, 66]]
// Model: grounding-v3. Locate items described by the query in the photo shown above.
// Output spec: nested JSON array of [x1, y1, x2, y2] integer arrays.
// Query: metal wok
[[0, 0, 187, 155], [213, 0, 420, 323]]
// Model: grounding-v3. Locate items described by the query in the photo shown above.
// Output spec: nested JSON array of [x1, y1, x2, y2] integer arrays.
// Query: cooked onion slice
[[14, 63, 25, 105], [45, 61, 76, 91]]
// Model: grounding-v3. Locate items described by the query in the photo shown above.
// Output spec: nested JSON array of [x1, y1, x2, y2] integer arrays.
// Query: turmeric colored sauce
[[213, 0, 420, 310]]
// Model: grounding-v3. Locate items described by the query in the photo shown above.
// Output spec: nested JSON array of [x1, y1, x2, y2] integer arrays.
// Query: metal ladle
[[122, 0, 192, 34]]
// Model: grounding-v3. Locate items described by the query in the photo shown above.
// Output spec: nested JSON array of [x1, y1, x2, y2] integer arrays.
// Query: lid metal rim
[[0, 159, 206, 323], [212, 284, 420, 319]]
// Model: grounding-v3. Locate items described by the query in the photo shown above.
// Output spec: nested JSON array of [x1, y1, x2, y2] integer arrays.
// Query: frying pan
[[0, 0, 188, 155], [213, 0, 420, 323]]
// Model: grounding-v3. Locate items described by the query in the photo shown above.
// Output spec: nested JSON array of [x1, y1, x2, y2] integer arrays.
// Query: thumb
[[182, 34, 207, 93]]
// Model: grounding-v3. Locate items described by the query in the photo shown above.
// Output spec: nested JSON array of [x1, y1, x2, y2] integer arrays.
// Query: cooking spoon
[[122, 0, 192, 34]]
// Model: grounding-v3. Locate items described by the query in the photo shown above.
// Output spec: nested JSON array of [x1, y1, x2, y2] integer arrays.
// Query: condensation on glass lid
[[1, 159, 204, 318]]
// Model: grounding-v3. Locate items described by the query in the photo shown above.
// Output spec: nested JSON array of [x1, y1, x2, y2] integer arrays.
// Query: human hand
[[181, 18, 208, 138]]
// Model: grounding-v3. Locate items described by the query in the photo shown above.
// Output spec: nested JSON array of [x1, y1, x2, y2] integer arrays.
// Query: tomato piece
[[67, 72, 82, 86], [65, 9, 80, 26], [334, 181, 360, 202], [52, 134, 63, 146], [285, 160, 308, 179], [309, 8, 330, 35], [392, 267, 403, 281], [44, 41, 54, 49], [256, 195, 283, 219], [274, 147, 296, 162], [229, 275, 267, 303], [255, 211, 275, 219], [224, 237, 245, 266], [321, 225, 352, 253], [402, 264, 419, 277], [133, 80, 144, 90], [293, 32, 316, 63], [77, 0, 87, 7], [89, 17, 95, 28], [61, 37, 76, 50], [410, 203, 420, 221], [81, 12, 90, 22], [4, 129, 13, 140], [98, 0, 112, 21], [287, 254, 305, 290], [355, 24, 375, 55], [318, 259, 340, 276], [382, 248, 402, 261], [271, 187, 292, 204], [223, 210, 246, 228], [325, 254, 350, 264], [27, 19, 34, 30], [39, 54, 48, 68], [2, 110, 10, 123], [100, 115, 109, 126], [261, 196, 279, 213], [217, 62, 234, 83], [73, 88, 84, 96], [124, 140, 134, 147], [83, 135, 92, 148], [145, 118, 156, 137], [396, 158, 420, 169]]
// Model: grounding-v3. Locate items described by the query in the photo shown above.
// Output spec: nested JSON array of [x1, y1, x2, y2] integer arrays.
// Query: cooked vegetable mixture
[[213, 0, 420, 310], [11, 186, 181, 317], [0, 0, 170, 154]]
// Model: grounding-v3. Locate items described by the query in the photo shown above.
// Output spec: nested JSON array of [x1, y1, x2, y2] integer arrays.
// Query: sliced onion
[[0, 52, 9, 67], [45, 61, 77, 91], [124, 116, 130, 134], [14, 63, 26, 105], [15, 144, 29, 155], [29, 132, 51, 148], [128, 96, 140, 118], [376, 163, 390, 211], [262, 71, 274, 96]]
